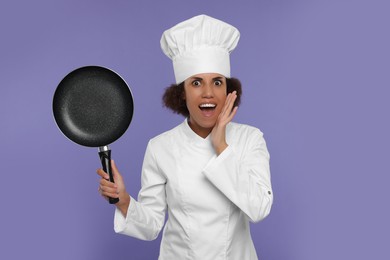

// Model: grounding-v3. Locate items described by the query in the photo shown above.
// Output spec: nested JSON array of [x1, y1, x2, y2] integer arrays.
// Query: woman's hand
[[211, 91, 238, 155], [97, 160, 130, 217]]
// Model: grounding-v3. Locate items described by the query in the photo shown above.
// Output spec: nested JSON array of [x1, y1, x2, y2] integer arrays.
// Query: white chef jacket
[[114, 119, 273, 260]]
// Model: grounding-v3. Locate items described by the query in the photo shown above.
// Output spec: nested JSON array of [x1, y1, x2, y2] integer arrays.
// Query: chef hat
[[160, 14, 240, 84]]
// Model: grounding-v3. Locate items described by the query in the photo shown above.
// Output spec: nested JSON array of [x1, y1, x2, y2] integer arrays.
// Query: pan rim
[[52, 65, 134, 148]]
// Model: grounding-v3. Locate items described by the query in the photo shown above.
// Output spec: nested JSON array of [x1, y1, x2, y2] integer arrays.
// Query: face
[[183, 73, 227, 138]]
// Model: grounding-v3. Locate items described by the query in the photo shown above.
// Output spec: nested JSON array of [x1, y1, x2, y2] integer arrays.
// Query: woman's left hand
[[211, 91, 238, 155]]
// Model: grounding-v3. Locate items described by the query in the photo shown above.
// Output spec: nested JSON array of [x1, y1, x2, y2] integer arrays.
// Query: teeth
[[199, 103, 216, 108]]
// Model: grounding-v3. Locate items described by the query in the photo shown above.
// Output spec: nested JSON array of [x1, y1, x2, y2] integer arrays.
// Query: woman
[[97, 15, 273, 260]]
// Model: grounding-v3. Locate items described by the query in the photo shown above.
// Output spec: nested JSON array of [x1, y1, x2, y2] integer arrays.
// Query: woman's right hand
[[97, 160, 130, 217]]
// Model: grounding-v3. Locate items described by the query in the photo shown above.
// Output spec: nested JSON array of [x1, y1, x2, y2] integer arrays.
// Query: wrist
[[117, 192, 130, 217], [215, 142, 228, 156]]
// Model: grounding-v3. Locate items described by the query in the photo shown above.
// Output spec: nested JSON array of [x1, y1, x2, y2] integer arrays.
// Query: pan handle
[[98, 146, 119, 204]]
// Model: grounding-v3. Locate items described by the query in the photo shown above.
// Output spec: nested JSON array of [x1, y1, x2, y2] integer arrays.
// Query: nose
[[202, 83, 214, 98]]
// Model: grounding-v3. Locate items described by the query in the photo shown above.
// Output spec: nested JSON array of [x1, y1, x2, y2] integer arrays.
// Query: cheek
[[218, 89, 228, 102], [217, 85, 227, 97], [184, 93, 196, 111], [183, 88, 198, 105]]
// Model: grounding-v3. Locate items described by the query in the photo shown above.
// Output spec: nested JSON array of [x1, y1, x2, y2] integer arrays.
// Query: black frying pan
[[53, 66, 134, 204]]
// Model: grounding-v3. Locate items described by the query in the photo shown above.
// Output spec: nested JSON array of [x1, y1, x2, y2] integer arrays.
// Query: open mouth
[[199, 103, 216, 111], [198, 103, 217, 117]]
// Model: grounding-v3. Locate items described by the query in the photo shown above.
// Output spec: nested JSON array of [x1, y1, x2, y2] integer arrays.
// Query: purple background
[[1, 0, 389, 259]]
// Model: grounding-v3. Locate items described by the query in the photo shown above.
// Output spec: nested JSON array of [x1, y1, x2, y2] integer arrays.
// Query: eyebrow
[[190, 77, 203, 81], [189, 76, 225, 81]]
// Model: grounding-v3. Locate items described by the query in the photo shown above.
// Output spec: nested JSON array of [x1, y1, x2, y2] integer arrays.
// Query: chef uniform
[[114, 15, 273, 260]]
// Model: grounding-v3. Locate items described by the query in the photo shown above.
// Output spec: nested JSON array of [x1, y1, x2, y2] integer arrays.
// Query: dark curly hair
[[162, 77, 242, 117]]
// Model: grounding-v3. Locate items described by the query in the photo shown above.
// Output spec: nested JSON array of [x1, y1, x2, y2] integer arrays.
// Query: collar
[[180, 118, 213, 148]]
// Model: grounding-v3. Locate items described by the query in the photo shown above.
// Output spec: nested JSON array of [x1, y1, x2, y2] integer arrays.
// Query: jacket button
[[268, 191, 272, 195]]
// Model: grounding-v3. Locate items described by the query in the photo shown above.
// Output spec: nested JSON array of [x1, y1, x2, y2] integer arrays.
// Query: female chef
[[97, 14, 273, 260]]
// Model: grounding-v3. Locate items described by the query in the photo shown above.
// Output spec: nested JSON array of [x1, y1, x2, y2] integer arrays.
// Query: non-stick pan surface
[[53, 66, 134, 147]]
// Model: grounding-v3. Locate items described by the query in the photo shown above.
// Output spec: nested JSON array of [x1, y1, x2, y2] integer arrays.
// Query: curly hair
[[162, 77, 242, 117]]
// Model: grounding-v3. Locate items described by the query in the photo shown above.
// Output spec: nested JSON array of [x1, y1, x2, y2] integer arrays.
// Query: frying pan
[[53, 66, 134, 204]]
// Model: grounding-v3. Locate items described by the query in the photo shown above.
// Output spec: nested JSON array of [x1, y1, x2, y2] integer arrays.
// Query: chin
[[199, 118, 217, 129]]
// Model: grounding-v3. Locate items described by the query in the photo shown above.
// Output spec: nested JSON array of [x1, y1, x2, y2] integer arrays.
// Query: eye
[[192, 80, 201, 86], [214, 80, 223, 86]]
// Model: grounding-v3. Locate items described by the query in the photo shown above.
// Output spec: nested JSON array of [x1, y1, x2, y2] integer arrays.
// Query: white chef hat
[[160, 14, 240, 84]]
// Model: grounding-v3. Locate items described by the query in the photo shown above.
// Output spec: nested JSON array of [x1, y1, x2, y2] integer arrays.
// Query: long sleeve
[[114, 141, 167, 240], [202, 128, 273, 223]]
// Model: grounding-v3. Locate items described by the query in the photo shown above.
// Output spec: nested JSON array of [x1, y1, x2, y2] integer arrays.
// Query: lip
[[198, 103, 217, 118], [200, 109, 215, 118]]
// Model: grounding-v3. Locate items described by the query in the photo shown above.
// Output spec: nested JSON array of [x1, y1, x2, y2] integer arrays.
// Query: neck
[[187, 119, 212, 138]]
